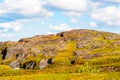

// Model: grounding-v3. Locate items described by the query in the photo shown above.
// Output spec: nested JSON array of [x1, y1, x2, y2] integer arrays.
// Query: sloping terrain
[[0, 29, 120, 76]]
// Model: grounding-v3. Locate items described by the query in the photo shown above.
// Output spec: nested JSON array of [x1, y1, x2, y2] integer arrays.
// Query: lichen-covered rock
[[23, 61, 36, 69], [100, 66, 120, 72], [76, 43, 86, 49], [9, 61, 20, 69], [105, 33, 120, 40], [0, 29, 120, 70], [16, 53, 22, 59], [74, 50, 85, 57], [39, 58, 54, 69], [39, 59, 47, 69], [83, 54, 102, 59]]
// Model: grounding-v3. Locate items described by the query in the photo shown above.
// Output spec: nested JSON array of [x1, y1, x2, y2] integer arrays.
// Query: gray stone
[[74, 50, 85, 57], [83, 54, 102, 59], [9, 61, 20, 69], [23, 61, 36, 69], [39, 59, 47, 69]]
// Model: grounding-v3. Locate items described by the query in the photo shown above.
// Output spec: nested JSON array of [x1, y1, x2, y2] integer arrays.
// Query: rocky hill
[[0, 29, 120, 72]]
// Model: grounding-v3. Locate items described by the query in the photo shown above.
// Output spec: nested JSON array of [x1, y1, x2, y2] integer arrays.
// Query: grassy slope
[[0, 68, 120, 80], [0, 65, 119, 80], [0, 40, 120, 80], [0, 30, 120, 80]]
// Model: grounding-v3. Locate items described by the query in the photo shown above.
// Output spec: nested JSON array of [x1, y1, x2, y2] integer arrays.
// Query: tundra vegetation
[[0, 29, 120, 80]]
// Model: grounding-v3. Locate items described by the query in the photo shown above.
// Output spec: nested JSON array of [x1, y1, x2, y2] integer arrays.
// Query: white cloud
[[63, 11, 81, 24], [100, 0, 120, 3], [90, 21, 97, 27], [0, 0, 53, 17], [70, 19, 78, 23], [40, 21, 45, 25], [0, 33, 14, 38], [63, 11, 82, 17], [48, 0, 87, 12], [47, 32, 53, 35], [48, 0, 87, 22], [91, 6, 120, 26], [90, 1, 102, 9], [49, 24, 73, 31], [0, 20, 22, 32]]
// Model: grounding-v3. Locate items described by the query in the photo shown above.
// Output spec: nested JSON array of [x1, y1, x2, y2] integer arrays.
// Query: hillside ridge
[[0, 29, 120, 72]]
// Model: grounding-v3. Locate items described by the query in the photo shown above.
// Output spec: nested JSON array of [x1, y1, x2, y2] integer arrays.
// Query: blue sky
[[0, 0, 120, 41]]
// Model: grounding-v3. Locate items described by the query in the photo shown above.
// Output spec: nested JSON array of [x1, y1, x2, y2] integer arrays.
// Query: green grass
[[54, 41, 76, 66], [0, 72, 120, 80], [1, 30, 120, 80], [0, 39, 120, 79]]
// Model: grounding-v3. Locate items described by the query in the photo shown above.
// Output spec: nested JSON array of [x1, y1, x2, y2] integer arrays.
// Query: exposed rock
[[0, 42, 5, 51], [112, 41, 120, 48], [16, 53, 22, 59], [76, 43, 86, 49], [83, 54, 102, 59], [30, 48, 41, 57], [1, 47, 7, 60], [5, 45, 23, 60], [100, 66, 120, 72], [76, 40, 106, 49], [57, 32, 65, 37], [74, 50, 85, 57], [105, 34, 120, 40], [23, 61, 36, 69], [39, 45, 60, 57], [39, 58, 54, 69], [0, 29, 120, 70], [9, 61, 20, 70], [39, 59, 47, 69], [0, 51, 1, 54], [18, 38, 31, 42]]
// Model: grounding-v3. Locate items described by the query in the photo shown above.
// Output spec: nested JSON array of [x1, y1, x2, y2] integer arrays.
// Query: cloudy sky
[[0, 0, 120, 41]]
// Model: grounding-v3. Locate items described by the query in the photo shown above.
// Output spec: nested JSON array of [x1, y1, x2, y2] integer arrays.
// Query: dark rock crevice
[[1, 47, 7, 60], [47, 58, 53, 64], [57, 32, 65, 37], [23, 61, 36, 69]]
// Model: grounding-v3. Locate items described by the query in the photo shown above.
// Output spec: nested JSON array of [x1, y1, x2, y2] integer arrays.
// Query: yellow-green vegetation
[[0, 65, 120, 80], [54, 41, 76, 66], [0, 29, 120, 80], [0, 68, 120, 80], [20, 54, 43, 69], [0, 65, 22, 76]]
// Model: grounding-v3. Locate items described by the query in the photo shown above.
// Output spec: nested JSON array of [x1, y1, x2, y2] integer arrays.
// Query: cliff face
[[0, 29, 120, 71]]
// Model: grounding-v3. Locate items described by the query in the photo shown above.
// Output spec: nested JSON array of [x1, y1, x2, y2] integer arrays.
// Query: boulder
[[39, 59, 47, 69], [16, 53, 22, 59], [23, 61, 36, 69], [9, 61, 20, 69], [39, 58, 54, 69]]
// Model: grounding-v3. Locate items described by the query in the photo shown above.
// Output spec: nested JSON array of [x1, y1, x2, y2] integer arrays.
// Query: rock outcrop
[[9, 61, 20, 70], [0, 29, 120, 71]]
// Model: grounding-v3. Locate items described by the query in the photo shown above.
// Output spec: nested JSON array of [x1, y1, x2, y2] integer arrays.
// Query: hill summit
[[0, 29, 120, 72]]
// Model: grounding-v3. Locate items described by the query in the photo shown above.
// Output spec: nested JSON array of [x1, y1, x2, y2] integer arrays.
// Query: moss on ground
[[1, 29, 120, 79]]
